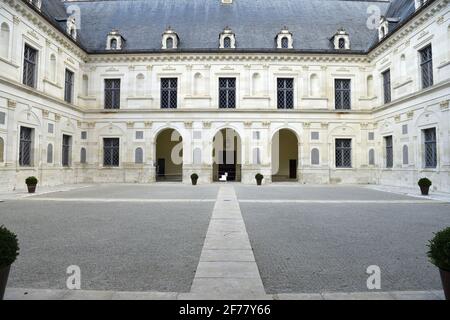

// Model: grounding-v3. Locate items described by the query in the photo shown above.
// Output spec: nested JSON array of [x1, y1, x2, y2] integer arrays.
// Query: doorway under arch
[[271, 129, 299, 182], [212, 128, 242, 182], [155, 128, 183, 181]]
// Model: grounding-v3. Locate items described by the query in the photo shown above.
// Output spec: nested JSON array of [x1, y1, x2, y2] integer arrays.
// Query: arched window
[[135, 147, 143, 164], [194, 73, 203, 96], [369, 149, 375, 165], [136, 73, 145, 96], [253, 148, 261, 165], [49, 54, 56, 82], [110, 38, 117, 50], [402, 145, 409, 165], [0, 137, 4, 162], [338, 38, 345, 49], [400, 54, 406, 78], [166, 37, 174, 49], [367, 75, 374, 97], [193, 148, 202, 165], [380, 26, 386, 39], [0, 23, 10, 59], [310, 74, 319, 96], [311, 148, 320, 165], [80, 147, 87, 164], [223, 36, 231, 48], [252, 73, 261, 96], [281, 37, 289, 49], [82, 75, 89, 96], [47, 143, 53, 164]]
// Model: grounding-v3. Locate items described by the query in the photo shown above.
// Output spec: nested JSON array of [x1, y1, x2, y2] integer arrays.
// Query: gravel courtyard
[[0, 184, 448, 295]]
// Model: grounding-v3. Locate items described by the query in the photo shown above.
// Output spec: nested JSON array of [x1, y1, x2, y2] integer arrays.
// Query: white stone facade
[[0, 0, 449, 191]]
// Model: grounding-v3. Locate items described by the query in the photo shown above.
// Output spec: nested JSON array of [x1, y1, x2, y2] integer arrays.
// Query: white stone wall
[[0, 0, 449, 191]]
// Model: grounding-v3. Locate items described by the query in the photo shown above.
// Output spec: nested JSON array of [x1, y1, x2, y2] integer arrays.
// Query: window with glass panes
[[62, 134, 72, 167], [160, 78, 178, 109], [423, 128, 437, 168], [385, 136, 393, 168], [104, 79, 121, 109], [382, 69, 391, 103], [219, 78, 236, 109], [23, 45, 38, 88], [277, 78, 294, 109], [64, 69, 74, 103], [281, 37, 289, 49], [103, 138, 120, 167], [335, 79, 351, 109], [419, 45, 433, 89], [19, 127, 33, 166], [335, 139, 351, 168]]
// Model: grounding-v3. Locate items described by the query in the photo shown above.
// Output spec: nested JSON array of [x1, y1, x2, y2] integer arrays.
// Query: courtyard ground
[[0, 184, 448, 300]]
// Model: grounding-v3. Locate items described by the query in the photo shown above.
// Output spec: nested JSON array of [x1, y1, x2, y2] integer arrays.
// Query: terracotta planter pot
[[419, 185, 430, 195], [440, 268, 450, 300], [27, 185, 36, 193], [0, 265, 11, 300]]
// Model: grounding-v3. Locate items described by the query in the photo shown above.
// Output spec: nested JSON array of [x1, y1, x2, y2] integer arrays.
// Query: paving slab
[[200, 249, 256, 262]]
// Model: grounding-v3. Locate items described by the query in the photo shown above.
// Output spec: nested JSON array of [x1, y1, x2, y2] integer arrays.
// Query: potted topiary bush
[[418, 177, 432, 195], [427, 227, 450, 300], [0, 225, 19, 300], [25, 176, 38, 193], [191, 173, 199, 186], [255, 173, 264, 186]]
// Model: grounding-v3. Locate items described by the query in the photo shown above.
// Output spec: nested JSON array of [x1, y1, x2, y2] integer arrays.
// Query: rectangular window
[[311, 132, 319, 140], [62, 134, 72, 167], [424, 128, 437, 168], [335, 139, 352, 168], [19, 127, 33, 166], [103, 138, 120, 167], [104, 79, 121, 109], [385, 135, 393, 168], [419, 45, 433, 89], [161, 78, 178, 109], [48, 123, 54, 134], [335, 79, 351, 110], [23, 44, 38, 88], [64, 69, 74, 103], [382, 69, 391, 104], [81, 131, 87, 140], [368, 132, 374, 141], [0, 111, 5, 125], [135, 131, 144, 140], [277, 78, 294, 109], [253, 131, 261, 140], [402, 124, 408, 135], [219, 78, 236, 109]]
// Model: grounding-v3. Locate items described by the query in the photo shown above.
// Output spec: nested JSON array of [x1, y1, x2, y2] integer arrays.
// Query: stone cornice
[[5, 0, 88, 61], [87, 53, 369, 64], [368, 0, 449, 61]]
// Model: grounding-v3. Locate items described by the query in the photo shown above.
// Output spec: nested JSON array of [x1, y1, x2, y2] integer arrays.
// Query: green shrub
[[25, 176, 38, 186], [427, 227, 450, 271], [191, 173, 199, 180], [0, 225, 19, 268], [418, 178, 432, 188], [255, 173, 264, 180]]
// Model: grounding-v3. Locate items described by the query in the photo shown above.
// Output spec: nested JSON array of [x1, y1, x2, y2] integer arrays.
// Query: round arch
[[154, 128, 183, 182], [271, 128, 299, 182], [212, 127, 242, 182]]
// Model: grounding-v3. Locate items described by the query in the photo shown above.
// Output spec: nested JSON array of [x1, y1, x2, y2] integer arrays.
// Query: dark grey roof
[[37, 0, 422, 53]]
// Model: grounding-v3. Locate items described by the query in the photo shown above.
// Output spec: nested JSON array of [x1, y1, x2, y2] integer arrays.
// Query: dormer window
[[332, 28, 350, 50], [29, 0, 42, 10], [276, 27, 293, 49], [66, 16, 77, 40], [415, 0, 428, 10], [162, 27, 179, 49], [219, 27, 236, 49], [106, 29, 125, 50], [378, 17, 389, 41]]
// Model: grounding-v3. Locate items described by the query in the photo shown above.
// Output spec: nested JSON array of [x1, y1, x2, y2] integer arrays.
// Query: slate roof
[[37, 0, 421, 53]]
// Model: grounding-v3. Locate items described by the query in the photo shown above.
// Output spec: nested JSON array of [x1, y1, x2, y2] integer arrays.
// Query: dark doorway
[[157, 158, 165, 177], [289, 159, 297, 179]]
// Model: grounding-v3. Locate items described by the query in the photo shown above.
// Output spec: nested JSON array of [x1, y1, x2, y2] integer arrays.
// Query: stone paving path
[[184, 185, 268, 300]]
